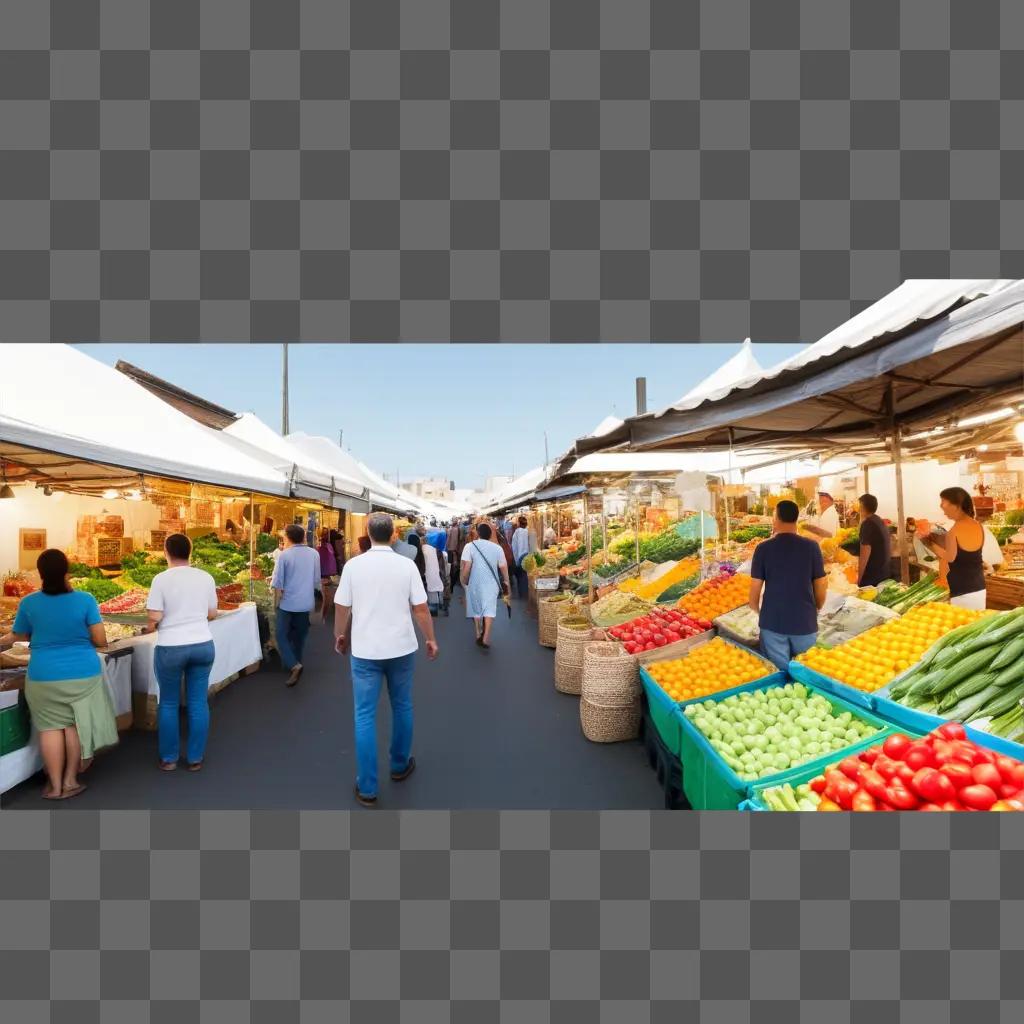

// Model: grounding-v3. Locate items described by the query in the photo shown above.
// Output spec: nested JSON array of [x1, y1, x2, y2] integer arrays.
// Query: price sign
[[535, 576, 560, 591]]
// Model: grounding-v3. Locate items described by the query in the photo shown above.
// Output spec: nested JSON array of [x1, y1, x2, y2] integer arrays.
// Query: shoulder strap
[[471, 541, 503, 589]]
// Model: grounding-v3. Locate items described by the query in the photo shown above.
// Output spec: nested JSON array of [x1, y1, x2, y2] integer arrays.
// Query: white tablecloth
[[112, 604, 262, 698]]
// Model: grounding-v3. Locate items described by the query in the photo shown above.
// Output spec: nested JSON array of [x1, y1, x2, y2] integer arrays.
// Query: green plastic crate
[[676, 678, 898, 811], [640, 672, 682, 757], [0, 695, 31, 756]]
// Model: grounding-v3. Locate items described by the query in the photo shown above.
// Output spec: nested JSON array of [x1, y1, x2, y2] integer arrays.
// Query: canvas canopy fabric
[[573, 280, 1024, 456], [0, 345, 291, 495]]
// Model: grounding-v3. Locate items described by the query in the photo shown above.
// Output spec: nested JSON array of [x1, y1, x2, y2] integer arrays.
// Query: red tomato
[[851, 790, 877, 812], [895, 764, 917, 786], [1001, 784, 1022, 800], [665, 631, 681, 644], [860, 769, 888, 802], [640, 630, 653, 641], [623, 643, 638, 655], [942, 801, 963, 811], [996, 757, 1024, 790], [904, 744, 932, 772], [918, 803, 945, 811], [959, 784, 998, 811], [971, 763, 1003, 791], [884, 784, 919, 811], [936, 722, 966, 742], [940, 762, 974, 790], [839, 757, 863, 781], [809, 776, 827, 794], [873, 755, 898, 780], [859, 747, 880, 765], [653, 633, 666, 644], [644, 642, 656, 651], [883, 734, 913, 761]]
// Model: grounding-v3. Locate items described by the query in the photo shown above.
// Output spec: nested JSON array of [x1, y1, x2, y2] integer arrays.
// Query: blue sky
[[78, 343, 805, 489]]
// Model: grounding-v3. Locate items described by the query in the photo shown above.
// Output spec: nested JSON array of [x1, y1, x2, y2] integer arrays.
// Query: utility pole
[[635, 377, 647, 415], [544, 431, 549, 468], [338, 430, 343, 449], [281, 342, 290, 435]]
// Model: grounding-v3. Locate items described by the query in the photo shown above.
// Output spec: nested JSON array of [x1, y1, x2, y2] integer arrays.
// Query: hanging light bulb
[[42, 486, 53, 496], [102, 488, 118, 500], [0, 461, 14, 499], [125, 489, 143, 501]]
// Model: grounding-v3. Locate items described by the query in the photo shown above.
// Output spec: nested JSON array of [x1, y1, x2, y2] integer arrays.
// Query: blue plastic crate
[[676, 676, 896, 810], [870, 693, 1024, 762], [639, 671, 683, 758], [787, 661, 875, 712]]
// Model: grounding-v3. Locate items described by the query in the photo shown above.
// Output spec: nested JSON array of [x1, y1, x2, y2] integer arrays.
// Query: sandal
[[42, 784, 62, 800], [59, 783, 87, 800], [159, 760, 178, 772]]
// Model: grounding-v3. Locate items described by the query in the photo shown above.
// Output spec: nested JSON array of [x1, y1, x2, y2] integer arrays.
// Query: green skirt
[[24, 674, 119, 759]]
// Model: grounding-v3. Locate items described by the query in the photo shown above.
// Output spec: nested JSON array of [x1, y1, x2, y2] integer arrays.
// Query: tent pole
[[248, 491, 256, 602], [599, 492, 607, 586], [585, 496, 594, 607], [886, 384, 910, 585]]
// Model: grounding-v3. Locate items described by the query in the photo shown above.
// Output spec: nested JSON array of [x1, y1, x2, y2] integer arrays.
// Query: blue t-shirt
[[750, 533, 826, 637], [13, 590, 103, 682]]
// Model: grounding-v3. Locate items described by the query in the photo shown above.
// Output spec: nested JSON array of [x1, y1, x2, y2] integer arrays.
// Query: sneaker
[[354, 784, 377, 808], [286, 664, 303, 687]]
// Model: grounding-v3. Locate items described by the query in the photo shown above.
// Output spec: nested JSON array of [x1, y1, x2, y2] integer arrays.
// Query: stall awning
[[533, 484, 587, 503], [223, 415, 369, 510], [0, 345, 291, 495], [573, 280, 1024, 456]]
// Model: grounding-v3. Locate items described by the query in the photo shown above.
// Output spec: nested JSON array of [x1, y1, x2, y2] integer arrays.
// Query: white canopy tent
[[222, 415, 369, 511], [674, 338, 764, 406], [0, 345, 291, 496]]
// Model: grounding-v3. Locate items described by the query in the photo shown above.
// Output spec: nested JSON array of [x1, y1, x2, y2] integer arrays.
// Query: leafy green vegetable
[[729, 526, 771, 543], [256, 533, 281, 554], [68, 562, 103, 580], [1005, 509, 1024, 527], [71, 577, 124, 602], [611, 526, 700, 564], [125, 558, 168, 587]]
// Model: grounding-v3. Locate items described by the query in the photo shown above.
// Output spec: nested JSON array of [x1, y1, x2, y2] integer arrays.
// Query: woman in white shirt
[[146, 534, 219, 772], [416, 527, 445, 615]]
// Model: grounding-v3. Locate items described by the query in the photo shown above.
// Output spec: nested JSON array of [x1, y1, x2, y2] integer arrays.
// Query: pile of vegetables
[[190, 534, 249, 585], [678, 571, 751, 620], [656, 573, 701, 603], [256, 533, 281, 555], [759, 782, 821, 811], [72, 577, 125, 603], [588, 591, 655, 627], [99, 590, 148, 615], [808, 725, 1024, 811], [646, 636, 772, 702], [608, 606, 710, 653], [798, 602, 985, 693], [560, 530, 605, 567], [888, 607, 1024, 740], [682, 682, 881, 782], [729, 526, 771, 544], [872, 573, 947, 613], [610, 525, 701, 564], [68, 562, 103, 579], [2, 572, 36, 598], [120, 551, 168, 588], [626, 557, 701, 602], [714, 605, 761, 644]]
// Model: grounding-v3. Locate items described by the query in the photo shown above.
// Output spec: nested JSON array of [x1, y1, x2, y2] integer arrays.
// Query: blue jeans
[[276, 608, 311, 670], [760, 629, 817, 672], [154, 640, 215, 765], [350, 652, 415, 798]]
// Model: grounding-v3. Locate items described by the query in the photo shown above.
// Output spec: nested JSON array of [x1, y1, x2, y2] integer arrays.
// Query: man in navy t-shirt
[[749, 499, 828, 670]]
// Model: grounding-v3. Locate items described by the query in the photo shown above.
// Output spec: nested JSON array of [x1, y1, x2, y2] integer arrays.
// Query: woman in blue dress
[[459, 523, 510, 649]]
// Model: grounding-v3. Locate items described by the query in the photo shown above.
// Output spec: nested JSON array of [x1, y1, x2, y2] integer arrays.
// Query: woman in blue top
[[0, 549, 118, 799]]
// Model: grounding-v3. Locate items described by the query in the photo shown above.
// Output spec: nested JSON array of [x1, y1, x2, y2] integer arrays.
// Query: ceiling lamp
[[102, 488, 118, 500], [124, 488, 143, 501], [1015, 420, 1024, 444], [42, 485, 53, 496], [957, 407, 1015, 429], [977, 444, 989, 452], [0, 462, 14, 499]]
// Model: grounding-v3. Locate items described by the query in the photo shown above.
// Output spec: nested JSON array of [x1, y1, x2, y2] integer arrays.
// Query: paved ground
[[2, 591, 662, 810]]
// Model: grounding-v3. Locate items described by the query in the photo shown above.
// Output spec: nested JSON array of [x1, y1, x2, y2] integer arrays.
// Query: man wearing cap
[[803, 492, 840, 540]]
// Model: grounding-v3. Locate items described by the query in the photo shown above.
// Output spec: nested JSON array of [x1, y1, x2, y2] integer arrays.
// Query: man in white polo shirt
[[803, 491, 840, 540], [334, 512, 439, 807]]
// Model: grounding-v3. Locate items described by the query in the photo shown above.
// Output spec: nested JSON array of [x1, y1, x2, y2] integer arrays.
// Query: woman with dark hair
[[146, 534, 219, 771], [923, 487, 987, 609], [317, 528, 338, 624], [0, 549, 117, 799], [407, 532, 427, 589]]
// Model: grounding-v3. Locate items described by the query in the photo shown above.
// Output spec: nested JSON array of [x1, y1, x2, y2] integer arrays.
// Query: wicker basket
[[554, 616, 594, 695], [581, 643, 640, 705], [539, 594, 576, 647], [580, 695, 641, 743]]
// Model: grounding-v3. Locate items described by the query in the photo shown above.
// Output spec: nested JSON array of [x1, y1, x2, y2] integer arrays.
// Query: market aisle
[[2, 596, 662, 810]]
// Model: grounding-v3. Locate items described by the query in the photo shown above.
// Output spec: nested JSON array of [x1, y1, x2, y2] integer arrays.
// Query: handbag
[[470, 541, 511, 607]]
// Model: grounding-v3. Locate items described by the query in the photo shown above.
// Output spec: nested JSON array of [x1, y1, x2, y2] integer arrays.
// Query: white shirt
[[543, 527, 557, 546], [422, 544, 443, 592], [147, 566, 218, 647], [511, 527, 531, 565], [982, 525, 1004, 568], [337, 545, 427, 660], [811, 505, 840, 538]]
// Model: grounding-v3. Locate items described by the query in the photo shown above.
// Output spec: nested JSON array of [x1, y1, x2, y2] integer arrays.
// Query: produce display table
[[109, 604, 262, 730]]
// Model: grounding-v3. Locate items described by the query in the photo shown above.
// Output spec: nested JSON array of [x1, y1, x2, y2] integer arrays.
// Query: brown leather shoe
[[391, 756, 417, 782]]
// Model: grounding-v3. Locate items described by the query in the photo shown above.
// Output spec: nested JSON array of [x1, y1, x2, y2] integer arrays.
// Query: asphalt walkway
[[2, 592, 662, 810]]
